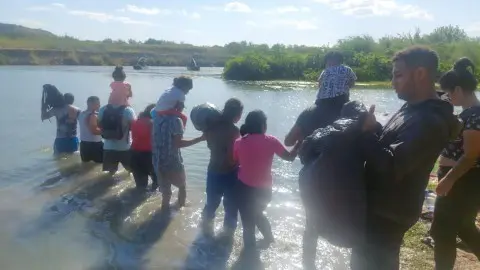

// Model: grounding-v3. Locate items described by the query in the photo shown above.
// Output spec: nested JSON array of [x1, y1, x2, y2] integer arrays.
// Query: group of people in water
[[40, 46, 480, 270]]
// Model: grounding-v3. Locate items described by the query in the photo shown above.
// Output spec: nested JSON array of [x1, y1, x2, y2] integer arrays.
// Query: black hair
[[139, 103, 155, 119], [64, 93, 74, 105], [87, 96, 100, 105], [240, 110, 267, 137], [222, 98, 243, 123], [325, 51, 344, 65], [112, 66, 126, 81], [392, 46, 439, 79], [42, 84, 65, 111], [439, 57, 478, 93], [173, 76, 193, 91]]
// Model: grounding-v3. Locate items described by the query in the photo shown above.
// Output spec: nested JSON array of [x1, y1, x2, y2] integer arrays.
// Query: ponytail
[[440, 57, 478, 93], [240, 110, 267, 137]]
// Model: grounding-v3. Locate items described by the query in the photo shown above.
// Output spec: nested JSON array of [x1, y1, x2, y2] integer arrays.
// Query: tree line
[[223, 26, 480, 81], [1, 23, 479, 82]]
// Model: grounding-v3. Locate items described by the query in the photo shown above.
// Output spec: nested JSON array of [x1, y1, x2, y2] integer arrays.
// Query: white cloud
[[313, 0, 433, 20], [225, 2, 252, 13], [179, 10, 201, 19], [265, 6, 311, 14], [51, 3, 66, 9], [124, 4, 171, 15], [69, 10, 154, 26], [190, 12, 201, 19], [246, 19, 318, 30]]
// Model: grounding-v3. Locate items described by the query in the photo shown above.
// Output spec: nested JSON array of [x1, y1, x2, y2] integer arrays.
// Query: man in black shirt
[[350, 47, 460, 270]]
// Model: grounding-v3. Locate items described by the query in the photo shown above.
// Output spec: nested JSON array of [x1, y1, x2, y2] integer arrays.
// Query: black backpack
[[101, 105, 126, 140]]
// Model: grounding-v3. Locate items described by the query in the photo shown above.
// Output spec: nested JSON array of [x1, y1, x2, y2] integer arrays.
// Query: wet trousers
[[201, 169, 239, 229], [431, 166, 480, 270], [236, 180, 273, 248]]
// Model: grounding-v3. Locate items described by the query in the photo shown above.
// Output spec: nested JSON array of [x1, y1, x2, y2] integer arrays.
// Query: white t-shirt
[[154, 86, 186, 111]]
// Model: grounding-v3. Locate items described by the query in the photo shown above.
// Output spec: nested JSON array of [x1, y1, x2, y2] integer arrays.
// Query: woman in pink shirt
[[234, 110, 299, 250], [108, 66, 132, 106]]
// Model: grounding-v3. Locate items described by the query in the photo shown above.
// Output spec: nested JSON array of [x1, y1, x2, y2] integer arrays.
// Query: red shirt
[[131, 117, 152, 152]]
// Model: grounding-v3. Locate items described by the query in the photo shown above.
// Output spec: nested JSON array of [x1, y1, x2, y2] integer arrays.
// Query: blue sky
[[2, 0, 480, 46]]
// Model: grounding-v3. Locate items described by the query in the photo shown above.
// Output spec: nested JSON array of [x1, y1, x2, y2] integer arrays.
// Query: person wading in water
[[200, 98, 244, 239], [41, 85, 81, 155], [78, 96, 103, 163], [152, 76, 205, 212], [285, 51, 356, 268]]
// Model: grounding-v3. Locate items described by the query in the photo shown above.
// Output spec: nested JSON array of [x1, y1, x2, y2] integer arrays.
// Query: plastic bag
[[190, 103, 222, 132]]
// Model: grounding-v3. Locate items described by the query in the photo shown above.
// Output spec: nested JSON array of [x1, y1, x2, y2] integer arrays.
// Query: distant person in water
[[108, 66, 132, 106], [201, 98, 244, 238], [130, 104, 158, 190], [234, 110, 299, 250], [41, 85, 81, 155], [284, 51, 356, 147], [78, 96, 103, 163], [431, 58, 480, 270], [152, 76, 205, 212]]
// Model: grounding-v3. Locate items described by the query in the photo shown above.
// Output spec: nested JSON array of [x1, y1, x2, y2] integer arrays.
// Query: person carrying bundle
[[41, 84, 81, 155]]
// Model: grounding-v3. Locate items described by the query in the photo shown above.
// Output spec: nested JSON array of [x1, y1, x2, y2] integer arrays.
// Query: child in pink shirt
[[108, 66, 132, 106], [234, 110, 299, 250]]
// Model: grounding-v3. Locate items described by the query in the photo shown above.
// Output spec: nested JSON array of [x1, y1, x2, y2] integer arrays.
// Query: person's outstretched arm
[[174, 134, 205, 148], [273, 136, 300, 162], [172, 117, 205, 148]]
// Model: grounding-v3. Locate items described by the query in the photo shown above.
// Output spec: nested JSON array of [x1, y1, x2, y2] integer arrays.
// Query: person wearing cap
[[152, 76, 205, 212]]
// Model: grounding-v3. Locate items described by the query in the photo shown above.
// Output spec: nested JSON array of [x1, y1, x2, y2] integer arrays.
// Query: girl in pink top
[[108, 66, 132, 106], [234, 110, 299, 250]]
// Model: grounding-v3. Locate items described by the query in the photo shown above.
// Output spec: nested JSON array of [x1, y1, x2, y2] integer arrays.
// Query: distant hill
[[0, 23, 56, 38]]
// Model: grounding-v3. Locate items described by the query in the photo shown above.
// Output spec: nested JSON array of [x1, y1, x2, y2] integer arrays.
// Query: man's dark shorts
[[103, 150, 131, 173], [80, 141, 103, 163]]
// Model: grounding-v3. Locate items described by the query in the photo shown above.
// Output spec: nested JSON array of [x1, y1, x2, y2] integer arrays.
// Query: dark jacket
[[364, 99, 460, 227], [298, 101, 371, 248]]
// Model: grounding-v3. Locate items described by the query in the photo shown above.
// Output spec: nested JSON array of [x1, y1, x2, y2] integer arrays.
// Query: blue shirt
[[98, 106, 136, 151]]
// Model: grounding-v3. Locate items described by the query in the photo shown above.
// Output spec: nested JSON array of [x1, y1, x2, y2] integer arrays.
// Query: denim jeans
[[201, 169, 239, 229]]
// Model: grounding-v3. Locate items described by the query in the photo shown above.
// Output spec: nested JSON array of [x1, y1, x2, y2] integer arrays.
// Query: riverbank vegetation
[[2, 23, 480, 83], [223, 25, 480, 81]]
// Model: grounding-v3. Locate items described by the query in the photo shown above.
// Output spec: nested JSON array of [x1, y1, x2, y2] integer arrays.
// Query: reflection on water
[[0, 66, 406, 270]]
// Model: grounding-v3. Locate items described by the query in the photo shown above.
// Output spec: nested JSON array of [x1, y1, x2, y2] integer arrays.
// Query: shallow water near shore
[[0, 66, 405, 270]]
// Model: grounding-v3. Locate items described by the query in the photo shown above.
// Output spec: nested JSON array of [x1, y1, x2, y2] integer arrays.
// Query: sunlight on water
[[0, 66, 405, 270]]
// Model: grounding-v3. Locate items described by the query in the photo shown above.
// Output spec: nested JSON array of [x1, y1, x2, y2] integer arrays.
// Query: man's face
[[392, 60, 415, 101]]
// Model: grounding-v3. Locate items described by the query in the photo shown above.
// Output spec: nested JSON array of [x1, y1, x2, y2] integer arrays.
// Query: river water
[[0, 66, 405, 270]]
